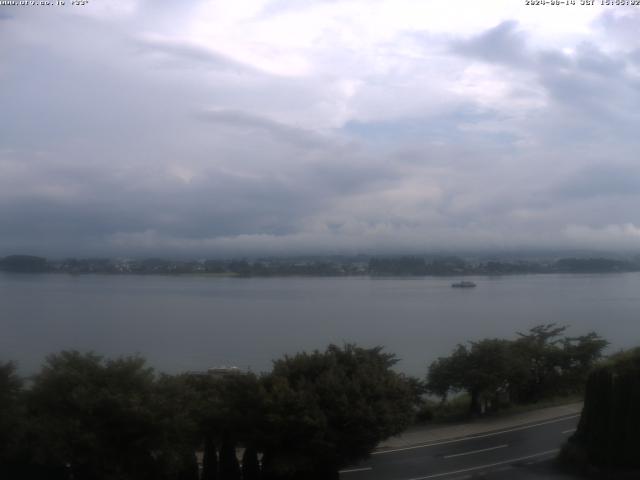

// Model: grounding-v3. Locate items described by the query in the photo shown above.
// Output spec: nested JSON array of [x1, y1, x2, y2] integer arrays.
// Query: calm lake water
[[1, 273, 639, 377]]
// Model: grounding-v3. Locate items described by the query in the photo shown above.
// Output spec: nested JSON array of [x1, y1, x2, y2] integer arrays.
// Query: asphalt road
[[339, 414, 580, 480]]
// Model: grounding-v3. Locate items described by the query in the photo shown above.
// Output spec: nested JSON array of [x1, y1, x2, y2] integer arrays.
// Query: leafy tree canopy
[[261, 344, 415, 479], [427, 325, 608, 414]]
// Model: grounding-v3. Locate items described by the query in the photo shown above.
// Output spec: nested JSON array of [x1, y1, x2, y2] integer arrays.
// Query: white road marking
[[338, 467, 373, 474], [443, 444, 508, 459], [372, 414, 579, 455], [404, 449, 559, 480], [562, 428, 576, 434]]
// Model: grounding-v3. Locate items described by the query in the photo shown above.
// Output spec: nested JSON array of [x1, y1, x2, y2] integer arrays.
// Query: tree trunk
[[178, 451, 199, 480], [219, 440, 241, 480], [202, 437, 218, 480], [241, 446, 261, 480], [469, 388, 482, 416]]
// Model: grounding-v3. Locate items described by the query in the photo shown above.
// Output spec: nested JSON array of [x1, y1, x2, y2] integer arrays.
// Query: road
[[340, 414, 580, 480]]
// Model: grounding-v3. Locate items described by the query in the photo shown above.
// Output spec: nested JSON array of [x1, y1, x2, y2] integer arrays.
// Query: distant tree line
[[368, 256, 638, 276], [0, 345, 415, 480], [2, 254, 640, 276]]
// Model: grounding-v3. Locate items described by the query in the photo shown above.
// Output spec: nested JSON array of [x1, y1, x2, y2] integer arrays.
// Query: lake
[[1, 273, 639, 377]]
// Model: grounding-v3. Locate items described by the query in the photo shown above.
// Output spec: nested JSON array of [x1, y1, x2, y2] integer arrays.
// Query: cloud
[[452, 20, 528, 66], [134, 34, 261, 74], [195, 108, 329, 149], [593, 9, 640, 47], [564, 223, 640, 250], [2, 2, 640, 256], [554, 164, 640, 199]]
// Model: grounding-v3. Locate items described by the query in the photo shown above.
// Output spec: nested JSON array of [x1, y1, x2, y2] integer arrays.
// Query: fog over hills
[[2, 2, 640, 256]]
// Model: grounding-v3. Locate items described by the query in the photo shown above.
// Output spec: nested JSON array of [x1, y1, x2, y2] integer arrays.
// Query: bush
[[563, 347, 640, 473]]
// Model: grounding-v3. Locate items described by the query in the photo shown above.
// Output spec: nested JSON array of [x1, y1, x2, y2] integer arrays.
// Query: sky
[[1, 0, 640, 257]]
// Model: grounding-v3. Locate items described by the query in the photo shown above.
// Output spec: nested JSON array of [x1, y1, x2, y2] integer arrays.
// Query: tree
[[511, 324, 607, 403], [184, 371, 266, 479], [26, 351, 160, 480], [562, 347, 640, 471], [153, 373, 202, 480], [202, 436, 219, 480], [510, 324, 569, 402], [426, 345, 467, 401], [260, 344, 414, 479], [464, 339, 513, 414], [368, 257, 427, 276], [219, 440, 241, 480], [242, 446, 261, 480], [0, 254, 48, 273], [0, 361, 27, 477], [177, 451, 199, 480], [559, 332, 609, 393], [427, 325, 609, 414], [427, 340, 512, 415]]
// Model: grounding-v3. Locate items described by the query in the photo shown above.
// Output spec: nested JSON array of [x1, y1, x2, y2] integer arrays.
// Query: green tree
[[511, 324, 607, 402], [510, 324, 569, 402], [153, 373, 202, 480], [177, 451, 199, 480], [0, 361, 27, 477], [260, 344, 414, 479], [219, 440, 241, 480], [184, 371, 265, 479], [0, 255, 48, 273], [202, 436, 219, 480], [465, 339, 513, 414], [242, 446, 261, 480], [26, 351, 160, 480], [426, 345, 467, 401], [562, 347, 640, 471], [427, 325, 608, 414], [427, 340, 512, 415], [559, 332, 609, 393]]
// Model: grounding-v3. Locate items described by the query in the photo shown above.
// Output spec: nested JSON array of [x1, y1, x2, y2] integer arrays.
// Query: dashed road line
[[443, 444, 508, 459], [339, 467, 373, 474], [404, 449, 560, 480]]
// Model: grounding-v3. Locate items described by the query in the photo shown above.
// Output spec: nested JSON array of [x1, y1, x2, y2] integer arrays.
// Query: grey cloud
[[342, 108, 512, 147], [195, 109, 329, 150], [257, 0, 344, 18], [3, 4, 640, 256], [133, 36, 260, 74], [574, 43, 626, 76], [448, 19, 640, 135], [537, 50, 572, 69], [594, 9, 640, 46], [554, 164, 640, 199], [452, 20, 528, 66], [536, 44, 640, 135]]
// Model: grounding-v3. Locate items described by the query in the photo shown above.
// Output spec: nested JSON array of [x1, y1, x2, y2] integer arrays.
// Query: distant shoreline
[[2, 253, 640, 277]]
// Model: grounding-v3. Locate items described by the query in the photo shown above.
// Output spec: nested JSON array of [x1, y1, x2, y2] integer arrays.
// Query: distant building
[[186, 366, 244, 379], [208, 366, 243, 378]]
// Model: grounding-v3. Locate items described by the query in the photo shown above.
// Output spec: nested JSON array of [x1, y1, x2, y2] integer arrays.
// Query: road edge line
[[372, 414, 579, 455], [406, 449, 560, 480]]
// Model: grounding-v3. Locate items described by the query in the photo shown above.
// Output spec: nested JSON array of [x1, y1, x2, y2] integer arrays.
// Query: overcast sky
[[1, 1, 640, 257]]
